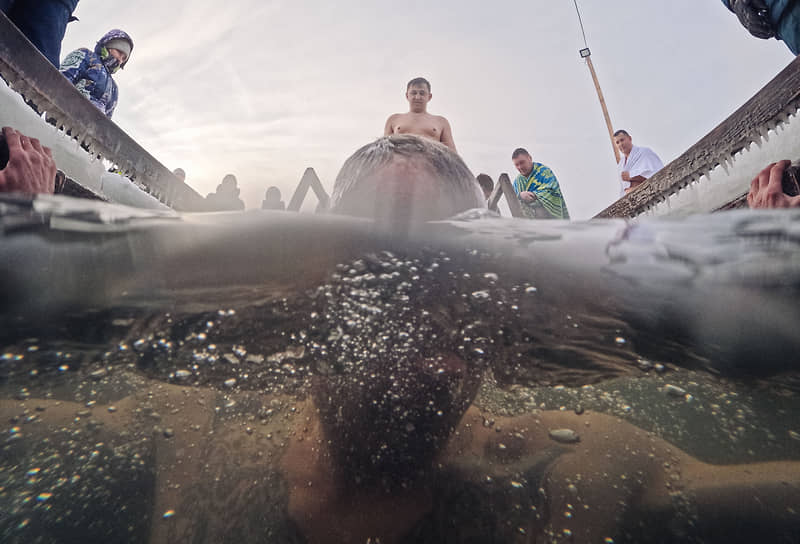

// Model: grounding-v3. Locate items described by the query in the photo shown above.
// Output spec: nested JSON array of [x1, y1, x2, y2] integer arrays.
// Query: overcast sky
[[61, 0, 794, 219]]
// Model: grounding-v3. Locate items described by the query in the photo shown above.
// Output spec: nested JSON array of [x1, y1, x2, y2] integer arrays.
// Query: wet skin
[[4, 378, 800, 544]]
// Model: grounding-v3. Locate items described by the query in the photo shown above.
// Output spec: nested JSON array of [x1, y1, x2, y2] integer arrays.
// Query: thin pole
[[573, 0, 620, 163], [585, 56, 619, 163]]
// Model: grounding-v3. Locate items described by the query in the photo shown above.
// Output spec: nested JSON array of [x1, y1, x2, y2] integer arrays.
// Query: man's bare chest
[[393, 116, 443, 140]]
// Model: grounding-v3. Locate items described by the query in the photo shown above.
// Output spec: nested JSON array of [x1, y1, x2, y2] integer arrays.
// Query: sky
[[60, 0, 794, 219]]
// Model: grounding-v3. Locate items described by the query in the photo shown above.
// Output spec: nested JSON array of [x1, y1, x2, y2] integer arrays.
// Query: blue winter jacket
[[722, 0, 800, 54], [59, 29, 133, 118]]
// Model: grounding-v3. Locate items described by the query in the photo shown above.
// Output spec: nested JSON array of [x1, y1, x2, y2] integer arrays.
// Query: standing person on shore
[[384, 77, 457, 152], [614, 129, 664, 196], [60, 29, 133, 119], [511, 147, 570, 219]]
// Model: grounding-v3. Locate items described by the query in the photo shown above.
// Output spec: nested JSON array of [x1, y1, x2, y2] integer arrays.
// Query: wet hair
[[330, 135, 484, 222], [407, 77, 431, 92], [476, 173, 494, 197], [511, 148, 531, 159], [613, 129, 630, 138]]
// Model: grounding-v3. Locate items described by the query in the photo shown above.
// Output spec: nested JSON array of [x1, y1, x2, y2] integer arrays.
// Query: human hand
[[621, 171, 631, 182], [0, 127, 56, 194], [729, 0, 775, 39], [747, 160, 800, 209], [519, 191, 537, 202]]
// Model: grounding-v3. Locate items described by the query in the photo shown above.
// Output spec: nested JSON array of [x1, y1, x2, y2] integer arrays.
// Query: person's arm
[[59, 48, 89, 83], [440, 117, 456, 152], [621, 172, 647, 184], [641, 456, 800, 540], [747, 160, 800, 208], [383, 115, 396, 137], [0, 127, 56, 194], [105, 83, 118, 119]]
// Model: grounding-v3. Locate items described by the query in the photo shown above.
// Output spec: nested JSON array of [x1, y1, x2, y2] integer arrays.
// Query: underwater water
[[1, 196, 799, 543]]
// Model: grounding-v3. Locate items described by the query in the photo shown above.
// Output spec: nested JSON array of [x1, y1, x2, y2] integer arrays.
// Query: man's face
[[406, 84, 431, 113], [615, 134, 633, 156], [512, 154, 533, 176]]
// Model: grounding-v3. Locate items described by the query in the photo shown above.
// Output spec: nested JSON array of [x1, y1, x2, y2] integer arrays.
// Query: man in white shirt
[[614, 129, 664, 196]]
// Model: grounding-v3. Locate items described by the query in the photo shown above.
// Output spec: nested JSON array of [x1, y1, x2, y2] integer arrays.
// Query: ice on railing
[[646, 109, 800, 217], [1, 81, 167, 210]]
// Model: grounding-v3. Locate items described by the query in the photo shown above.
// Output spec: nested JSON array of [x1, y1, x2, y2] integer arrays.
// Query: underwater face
[[306, 251, 489, 490]]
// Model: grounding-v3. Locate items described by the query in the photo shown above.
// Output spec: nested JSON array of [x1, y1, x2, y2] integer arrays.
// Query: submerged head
[[476, 173, 494, 200], [309, 251, 488, 491], [330, 134, 484, 226]]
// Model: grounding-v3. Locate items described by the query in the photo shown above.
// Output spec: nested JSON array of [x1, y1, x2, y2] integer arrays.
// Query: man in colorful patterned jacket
[[722, 0, 800, 55], [59, 29, 133, 119], [510, 147, 570, 220]]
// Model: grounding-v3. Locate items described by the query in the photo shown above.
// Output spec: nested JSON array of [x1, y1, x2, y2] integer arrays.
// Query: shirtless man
[[384, 77, 457, 152]]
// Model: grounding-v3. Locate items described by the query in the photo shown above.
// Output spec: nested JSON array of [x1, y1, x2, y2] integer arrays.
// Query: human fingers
[[19, 133, 32, 151], [747, 172, 760, 207], [766, 160, 791, 192], [2, 126, 22, 152], [756, 162, 776, 191], [29, 136, 45, 155]]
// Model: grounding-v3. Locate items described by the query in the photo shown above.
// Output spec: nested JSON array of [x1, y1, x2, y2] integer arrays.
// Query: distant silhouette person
[[476, 173, 494, 200], [261, 186, 285, 210], [206, 174, 245, 211]]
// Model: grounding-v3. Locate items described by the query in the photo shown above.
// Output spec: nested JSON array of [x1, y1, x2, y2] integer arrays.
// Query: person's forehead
[[407, 84, 430, 92]]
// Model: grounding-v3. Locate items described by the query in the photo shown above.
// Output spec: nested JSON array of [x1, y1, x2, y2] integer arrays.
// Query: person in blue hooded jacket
[[722, 0, 800, 54], [59, 29, 133, 119]]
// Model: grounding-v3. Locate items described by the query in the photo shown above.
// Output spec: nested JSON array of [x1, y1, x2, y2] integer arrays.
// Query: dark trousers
[[0, 0, 79, 67]]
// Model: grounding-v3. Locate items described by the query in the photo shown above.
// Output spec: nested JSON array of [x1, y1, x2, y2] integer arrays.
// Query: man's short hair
[[407, 77, 431, 92], [331, 135, 483, 220], [511, 148, 531, 159], [613, 129, 630, 138]]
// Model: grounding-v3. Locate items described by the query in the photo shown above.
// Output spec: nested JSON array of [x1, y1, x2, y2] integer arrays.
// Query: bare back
[[384, 112, 456, 152]]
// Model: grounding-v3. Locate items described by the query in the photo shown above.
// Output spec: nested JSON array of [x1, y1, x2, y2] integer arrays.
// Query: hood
[[95, 29, 134, 68]]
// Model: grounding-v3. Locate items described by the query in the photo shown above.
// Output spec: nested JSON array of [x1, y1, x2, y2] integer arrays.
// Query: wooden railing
[[0, 12, 206, 211]]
